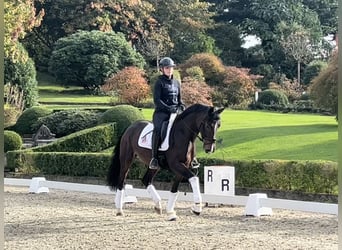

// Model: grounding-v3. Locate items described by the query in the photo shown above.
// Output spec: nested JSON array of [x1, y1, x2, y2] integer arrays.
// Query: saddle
[[138, 113, 177, 151]]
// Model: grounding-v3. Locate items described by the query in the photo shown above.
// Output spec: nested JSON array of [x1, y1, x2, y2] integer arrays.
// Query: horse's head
[[199, 107, 224, 153]]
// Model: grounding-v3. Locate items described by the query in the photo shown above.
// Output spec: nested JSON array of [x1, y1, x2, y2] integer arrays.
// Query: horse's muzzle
[[204, 143, 216, 153]]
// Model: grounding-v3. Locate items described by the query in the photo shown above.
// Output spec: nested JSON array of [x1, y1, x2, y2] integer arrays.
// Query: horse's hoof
[[154, 206, 162, 215], [116, 211, 124, 216], [167, 211, 177, 221], [191, 210, 201, 216], [191, 203, 202, 215]]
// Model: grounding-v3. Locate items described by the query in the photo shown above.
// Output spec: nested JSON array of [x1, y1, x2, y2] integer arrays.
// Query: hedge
[[32, 123, 117, 152], [5, 149, 337, 195]]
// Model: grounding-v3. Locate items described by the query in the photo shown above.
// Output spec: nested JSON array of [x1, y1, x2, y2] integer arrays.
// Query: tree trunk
[[297, 60, 301, 85]]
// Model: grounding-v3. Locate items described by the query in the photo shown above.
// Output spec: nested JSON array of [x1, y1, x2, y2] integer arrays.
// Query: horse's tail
[[107, 136, 122, 191]]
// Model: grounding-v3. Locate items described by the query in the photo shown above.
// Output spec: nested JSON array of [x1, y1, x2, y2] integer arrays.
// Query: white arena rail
[[4, 177, 337, 216]]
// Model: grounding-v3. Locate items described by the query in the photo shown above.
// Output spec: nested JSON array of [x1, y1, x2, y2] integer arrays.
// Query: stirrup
[[149, 158, 159, 170], [191, 158, 200, 169]]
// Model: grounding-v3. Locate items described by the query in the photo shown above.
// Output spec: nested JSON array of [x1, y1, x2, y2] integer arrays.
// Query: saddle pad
[[138, 113, 177, 151]]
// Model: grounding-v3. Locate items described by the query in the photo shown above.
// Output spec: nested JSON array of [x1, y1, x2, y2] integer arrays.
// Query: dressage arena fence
[[4, 177, 338, 216]]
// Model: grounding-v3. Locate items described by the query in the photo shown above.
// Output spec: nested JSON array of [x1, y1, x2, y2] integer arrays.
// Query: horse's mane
[[175, 103, 210, 121]]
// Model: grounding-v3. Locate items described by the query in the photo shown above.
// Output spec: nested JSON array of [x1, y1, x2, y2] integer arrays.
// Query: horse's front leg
[[166, 176, 182, 221], [189, 176, 202, 215], [143, 169, 162, 214], [170, 161, 203, 216]]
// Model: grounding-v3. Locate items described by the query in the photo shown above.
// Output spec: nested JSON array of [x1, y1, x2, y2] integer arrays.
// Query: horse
[[107, 103, 224, 220]]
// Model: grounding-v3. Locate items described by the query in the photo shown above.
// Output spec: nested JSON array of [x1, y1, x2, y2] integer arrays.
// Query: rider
[[149, 57, 199, 170]]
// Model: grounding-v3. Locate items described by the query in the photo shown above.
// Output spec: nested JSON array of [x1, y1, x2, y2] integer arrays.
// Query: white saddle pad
[[138, 113, 177, 151]]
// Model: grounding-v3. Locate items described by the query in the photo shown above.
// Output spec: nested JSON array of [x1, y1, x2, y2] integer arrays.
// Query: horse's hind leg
[[115, 144, 135, 216], [143, 169, 162, 214], [115, 189, 125, 216]]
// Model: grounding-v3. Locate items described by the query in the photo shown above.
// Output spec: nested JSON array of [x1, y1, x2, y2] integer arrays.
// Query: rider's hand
[[179, 104, 186, 112], [169, 105, 178, 113]]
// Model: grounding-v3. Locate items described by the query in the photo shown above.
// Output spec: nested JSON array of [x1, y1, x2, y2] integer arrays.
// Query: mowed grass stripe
[[142, 109, 337, 161]]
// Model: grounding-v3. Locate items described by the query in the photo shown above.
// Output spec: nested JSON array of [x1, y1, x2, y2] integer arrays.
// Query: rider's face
[[161, 66, 174, 78]]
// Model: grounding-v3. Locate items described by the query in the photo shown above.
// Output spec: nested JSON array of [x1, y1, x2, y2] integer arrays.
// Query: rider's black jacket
[[153, 75, 183, 113]]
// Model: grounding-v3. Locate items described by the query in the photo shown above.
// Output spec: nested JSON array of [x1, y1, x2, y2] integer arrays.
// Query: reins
[[180, 118, 204, 142]]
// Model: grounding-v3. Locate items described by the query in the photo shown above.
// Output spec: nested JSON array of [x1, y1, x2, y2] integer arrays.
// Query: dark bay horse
[[107, 104, 224, 220]]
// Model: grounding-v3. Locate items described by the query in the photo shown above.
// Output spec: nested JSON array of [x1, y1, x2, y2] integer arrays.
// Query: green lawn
[[37, 72, 338, 162], [37, 72, 112, 104], [142, 109, 338, 162]]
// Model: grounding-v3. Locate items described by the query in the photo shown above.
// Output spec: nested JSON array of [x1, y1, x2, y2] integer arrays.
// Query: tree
[[101, 66, 150, 105], [210, 0, 331, 81], [279, 24, 313, 84], [23, 0, 155, 69], [5, 44, 39, 108], [134, 27, 173, 71], [302, 60, 328, 85], [147, 0, 217, 62], [48, 31, 145, 90], [5, 0, 44, 62], [208, 22, 244, 66], [309, 51, 337, 115]]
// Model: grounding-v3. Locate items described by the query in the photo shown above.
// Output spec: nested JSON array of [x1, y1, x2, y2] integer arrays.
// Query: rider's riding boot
[[149, 132, 160, 170], [191, 157, 200, 168]]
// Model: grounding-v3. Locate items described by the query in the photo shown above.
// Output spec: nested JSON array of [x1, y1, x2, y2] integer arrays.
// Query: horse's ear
[[215, 107, 225, 114]]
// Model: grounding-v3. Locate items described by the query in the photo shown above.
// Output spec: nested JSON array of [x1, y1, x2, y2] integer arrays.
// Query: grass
[[37, 72, 112, 104], [37, 72, 338, 162], [141, 109, 338, 162]]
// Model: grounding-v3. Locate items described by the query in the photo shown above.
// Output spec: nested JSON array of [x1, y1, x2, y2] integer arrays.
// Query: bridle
[[181, 118, 217, 145]]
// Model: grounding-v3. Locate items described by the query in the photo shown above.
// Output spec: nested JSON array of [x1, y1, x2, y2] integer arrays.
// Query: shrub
[[180, 53, 225, 86], [221, 66, 258, 107], [49, 30, 145, 90], [302, 60, 328, 85], [99, 105, 144, 136], [102, 66, 150, 105], [181, 76, 213, 106], [4, 104, 21, 128], [32, 109, 100, 137], [309, 52, 337, 115], [185, 66, 205, 81], [268, 79, 305, 102], [14, 106, 53, 135], [257, 89, 289, 107], [4, 44, 39, 108], [4, 130, 22, 152], [33, 123, 117, 153]]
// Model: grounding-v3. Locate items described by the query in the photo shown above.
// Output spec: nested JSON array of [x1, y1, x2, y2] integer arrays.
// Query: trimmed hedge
[[98, 105, 144, 137], [6, 123, 117, 173], [4, 130, 23, 152], [5, 149, 337, 194], [32, 123, 117, 153], [14, 106, 53, 135]]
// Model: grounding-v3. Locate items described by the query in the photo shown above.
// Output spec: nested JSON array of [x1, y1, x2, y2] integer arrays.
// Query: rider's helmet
[[159, 57, 176, 68]]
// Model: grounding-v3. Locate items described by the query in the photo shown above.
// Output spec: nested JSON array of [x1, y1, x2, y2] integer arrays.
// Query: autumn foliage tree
[[5, 0, 44, 62], [102, 66, 150, 106], [218, 67, 258, 107], [181, 79, 213, 107], [180, 53, 225, 86]]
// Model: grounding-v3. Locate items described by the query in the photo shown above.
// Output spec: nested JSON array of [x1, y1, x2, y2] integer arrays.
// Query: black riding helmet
[[159, 57, 176, 68]]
